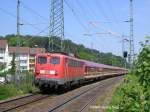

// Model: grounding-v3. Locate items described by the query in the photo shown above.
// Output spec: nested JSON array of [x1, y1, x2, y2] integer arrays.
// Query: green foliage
[[135, 40, 150, 90], [0, 62, 6, 71], [107, 75, 147, 112], [0, 73, 38, 100], [9, 53, 16, 75], [0, 83, 38, 100], [0, 84, 21, 100], [107, 40, 150, 112], [3, 34, 127, 67]]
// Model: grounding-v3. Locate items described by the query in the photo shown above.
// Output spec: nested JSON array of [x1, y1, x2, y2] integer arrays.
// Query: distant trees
[[3, 34, 128, 67]]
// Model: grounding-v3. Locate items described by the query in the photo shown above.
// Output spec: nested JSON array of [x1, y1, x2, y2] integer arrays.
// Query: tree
[[0, 62, 6, 71], [10, 53, 16, 75]]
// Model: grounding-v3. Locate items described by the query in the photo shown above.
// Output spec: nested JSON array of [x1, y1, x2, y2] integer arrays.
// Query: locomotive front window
[[38, 57, 47, 64], [51, 57, 60, 64]]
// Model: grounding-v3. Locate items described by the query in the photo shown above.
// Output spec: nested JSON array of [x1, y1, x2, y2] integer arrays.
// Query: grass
[[0, 72, 39, 101], [0, 84, 22, 100], [106, 75, 146, 112], [0, 83, 39, 100]]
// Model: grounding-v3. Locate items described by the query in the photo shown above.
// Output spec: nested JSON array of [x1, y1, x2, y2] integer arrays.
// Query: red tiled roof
[[8, 47, 45, 54], [0, 40, 7, 49], [9, 47, 30, 54], [30, 48, 45, 55]]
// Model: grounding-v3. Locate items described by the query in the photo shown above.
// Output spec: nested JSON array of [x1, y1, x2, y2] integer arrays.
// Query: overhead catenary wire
[[73, 0, 97, 34], [105, 0, 122, 32], [0, 6, 50, 47], [20, 25, 50, 45], [21, 1, 49, 22], [74, 0, 92, 21], [106, 0, 119, 23], [95, 0, 110, 21], [64, 0, 89, 32], [0, 7, 43, 31]]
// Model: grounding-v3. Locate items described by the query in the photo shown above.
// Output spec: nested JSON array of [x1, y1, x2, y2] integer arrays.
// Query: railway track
[[0, 76, 123, 112], [0, 93, 53, 112], [48, 76, 123, 112]]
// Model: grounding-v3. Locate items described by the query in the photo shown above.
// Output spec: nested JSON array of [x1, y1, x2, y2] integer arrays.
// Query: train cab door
[[64, 58, 72, 88], [64, 58, 69, 82]]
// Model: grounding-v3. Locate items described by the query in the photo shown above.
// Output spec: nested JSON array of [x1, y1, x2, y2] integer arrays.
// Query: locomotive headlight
[[49, 70, 56, 75], [40, 70, 45, 74]]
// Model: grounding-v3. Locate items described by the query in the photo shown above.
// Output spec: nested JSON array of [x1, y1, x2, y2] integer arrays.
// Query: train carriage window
[[68, 59, 83, 67], [51, 57, 60, 64], [38, 57, 47, 64]]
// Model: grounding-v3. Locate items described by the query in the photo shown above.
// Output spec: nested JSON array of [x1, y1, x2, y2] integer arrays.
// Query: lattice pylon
[[49, 0, 64, 52]]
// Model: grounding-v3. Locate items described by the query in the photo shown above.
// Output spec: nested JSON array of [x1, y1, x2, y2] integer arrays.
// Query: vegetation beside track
[[0, 72, 39, 100], [107, 40, 150, 112]]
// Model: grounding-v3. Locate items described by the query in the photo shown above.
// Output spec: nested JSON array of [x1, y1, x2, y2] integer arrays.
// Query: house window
[[0, 50, 4, 53], [20, 66, 27, 70], [20, 60, 27, 63]]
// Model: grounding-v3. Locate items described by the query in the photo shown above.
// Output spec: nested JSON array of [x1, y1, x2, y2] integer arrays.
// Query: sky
[[0, 0, 149, 56]]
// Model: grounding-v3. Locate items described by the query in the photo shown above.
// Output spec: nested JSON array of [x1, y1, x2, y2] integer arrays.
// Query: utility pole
[[16, 0, 21, 80], [129, 0, 134, 68], [17, 0, 20, 37], [49, 0, 64, 52]]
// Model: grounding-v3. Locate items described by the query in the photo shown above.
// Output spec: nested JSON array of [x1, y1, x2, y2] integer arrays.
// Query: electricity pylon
[[49, 0, 64, 52]]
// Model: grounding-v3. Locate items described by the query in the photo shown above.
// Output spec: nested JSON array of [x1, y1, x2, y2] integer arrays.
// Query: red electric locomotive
[[34, 53, 85, 89]]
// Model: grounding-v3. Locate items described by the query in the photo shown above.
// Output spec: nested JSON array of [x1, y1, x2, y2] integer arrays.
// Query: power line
[[0, 5, 50, 46], [105, 0, 122, 31], [0, 7, 16, 18], [94, 0, 121, 32], [95, 0, 110, 21], [21, 25, 50, 44], [73, 0, 91, 22], [0, 6, 42, 31], [84, 0, 99, 20], [64, 0, 89, 32], [21, 1, 49, 22], [106, 0, 119, 22]]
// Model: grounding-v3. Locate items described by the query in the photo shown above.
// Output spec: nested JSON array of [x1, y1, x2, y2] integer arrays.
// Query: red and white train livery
[[34, 53, 127, 90]]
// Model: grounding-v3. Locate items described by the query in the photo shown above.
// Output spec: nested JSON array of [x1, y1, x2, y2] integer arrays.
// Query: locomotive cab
[[34, 54, 65, 88]]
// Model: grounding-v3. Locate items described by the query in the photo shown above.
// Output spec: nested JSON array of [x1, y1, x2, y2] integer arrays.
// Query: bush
[[107, 40, 150, 112], [0, 72, 39, 100]]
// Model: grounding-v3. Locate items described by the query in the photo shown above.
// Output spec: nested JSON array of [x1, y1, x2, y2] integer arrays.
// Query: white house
[[8, 47, 30, 71], [0, 40, 9, 69]]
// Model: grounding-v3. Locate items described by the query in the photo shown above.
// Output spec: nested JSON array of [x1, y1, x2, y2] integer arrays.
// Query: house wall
[[0, 44, 9, 67], [0, 40, 45, 72]]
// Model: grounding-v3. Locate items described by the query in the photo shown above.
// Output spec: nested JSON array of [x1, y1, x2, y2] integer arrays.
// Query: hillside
[[0, 34, 128, 67]]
